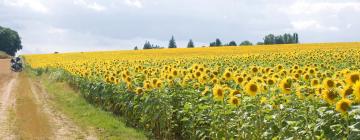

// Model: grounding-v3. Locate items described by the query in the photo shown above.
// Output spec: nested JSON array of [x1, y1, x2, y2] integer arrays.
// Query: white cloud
[[2, 0, 49, 13], [74, 0, 106, 12], [124, 0, 143, 8], [291, 20, 339, 31], [47, 27, 67, 35], [288, 1, 360, 15]]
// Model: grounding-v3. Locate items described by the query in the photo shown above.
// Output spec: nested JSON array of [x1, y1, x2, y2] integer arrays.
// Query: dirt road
[[0, 59, 96, 139]]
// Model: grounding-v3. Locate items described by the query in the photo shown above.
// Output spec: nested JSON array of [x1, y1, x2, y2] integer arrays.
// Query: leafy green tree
[[134, 46, 138, 50], [215, 38, 222, 46], [168, 36, 177, 48], [240, 40, 253, 46], [187, 39, 194, 48], [275, 35, 285, 44], [264, 34, 275, 45], [293, 33, 299, 43], [228, 41, 237, 46], [0, 26, 23, 56]]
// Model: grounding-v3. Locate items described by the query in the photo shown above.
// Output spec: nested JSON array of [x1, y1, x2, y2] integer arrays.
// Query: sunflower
[[311, 79, 319, 86], [156, 81, 163, 88], [304, 73, 310, 80], [322, 78, 335, 89], [340, 85, 353, 98], [143, 82, 152, 90], [279, 78, 292, 94], [245, 82, 258, 96], [152, 78, 158, 87], [228, 96, 240, 106], [230, 90, 241, 97], [211, 78, 219, 85], [335, 98, 352, 114], [234, 76, 244, 85], [308, 68, 316, 75], [251, 66, 259, 73], [354, 81, 360, 102], [322, 89, 338, 104], [126, 76, 131, 83], [135, 87, 144, 94], [267, 78, 275, 86], [213, 85, 225, 101], [346, 72, 360, 85], [195, 71, 202, 78], [223, 71, 232, 80]]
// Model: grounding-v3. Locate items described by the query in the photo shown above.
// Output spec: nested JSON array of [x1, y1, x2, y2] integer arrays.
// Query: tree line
[[136, 33, 299, 50]]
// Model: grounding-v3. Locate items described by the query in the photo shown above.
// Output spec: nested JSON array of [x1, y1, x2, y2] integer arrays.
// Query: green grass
[[36, 74, 147, 140], [0, 51, 11, 59]]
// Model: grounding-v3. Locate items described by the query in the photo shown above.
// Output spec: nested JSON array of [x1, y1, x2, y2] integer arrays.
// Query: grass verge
[[33, 74, 147, 140], [0, 51, 11, 59]]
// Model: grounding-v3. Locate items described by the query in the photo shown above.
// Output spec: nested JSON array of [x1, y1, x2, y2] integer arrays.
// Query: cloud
[[47, 27, 68, 35], [124, 0, 143, 8], [291, 20, 339, 31], [2, 0, 360, 54], [73, 0, 106, 12], [1, 0, 49, 13], [288, 1, 360, 15]]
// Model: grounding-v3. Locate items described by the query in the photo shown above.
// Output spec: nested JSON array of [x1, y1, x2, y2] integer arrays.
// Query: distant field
[[25, 42, 360, 139]]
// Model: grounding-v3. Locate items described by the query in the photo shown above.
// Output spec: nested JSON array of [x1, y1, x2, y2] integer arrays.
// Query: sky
[[0, 0, 359, 54]]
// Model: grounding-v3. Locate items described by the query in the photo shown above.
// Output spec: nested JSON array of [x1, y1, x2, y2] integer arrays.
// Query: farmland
[[24, 42, 360, 139]]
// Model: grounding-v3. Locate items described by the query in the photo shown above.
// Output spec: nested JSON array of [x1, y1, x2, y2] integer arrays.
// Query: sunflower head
[[346, 72, 360, 85], [234, 76, 244, 85], [322, 89, 339, 104], [279, 77, 292, 94], [223, 71, 232, 80], [228, 96, 240, 106], [323, 78, 335, 89], [230, 90, 241, 97], [341, 85, 353, 98], [266, 78, 275, 85], [245, 81, 258, 96], [335, 98, 352, 114], [143, 82, 152, 90], [135, 87, 144, 94], [311, 79, 319, 86], [353, 81, 360, 102], [213, 85, 225, 101]]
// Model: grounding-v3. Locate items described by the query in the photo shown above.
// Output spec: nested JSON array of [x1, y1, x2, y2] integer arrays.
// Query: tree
[[168, 36, 177, 48], [264, 34, 275, 45], [263, 33, 299, 45], [210, 42, 216, 47], [240, 40, 253, 46], [275, 35, 285, 44], [228, 41, 237, 46], [143, 41, 152, 49], [293, 33, 299, 43], [134, 46, 138, 50], [215, 38, 222, 46], [0, 26, 23, 56], [187, 39, 194, 48]]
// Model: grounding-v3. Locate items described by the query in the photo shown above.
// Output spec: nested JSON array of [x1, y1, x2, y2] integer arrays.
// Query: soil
[[0, 59, 97, 139]]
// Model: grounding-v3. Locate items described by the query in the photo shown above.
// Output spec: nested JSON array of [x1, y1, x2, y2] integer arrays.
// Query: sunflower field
[[24, 42, 360, 139]]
